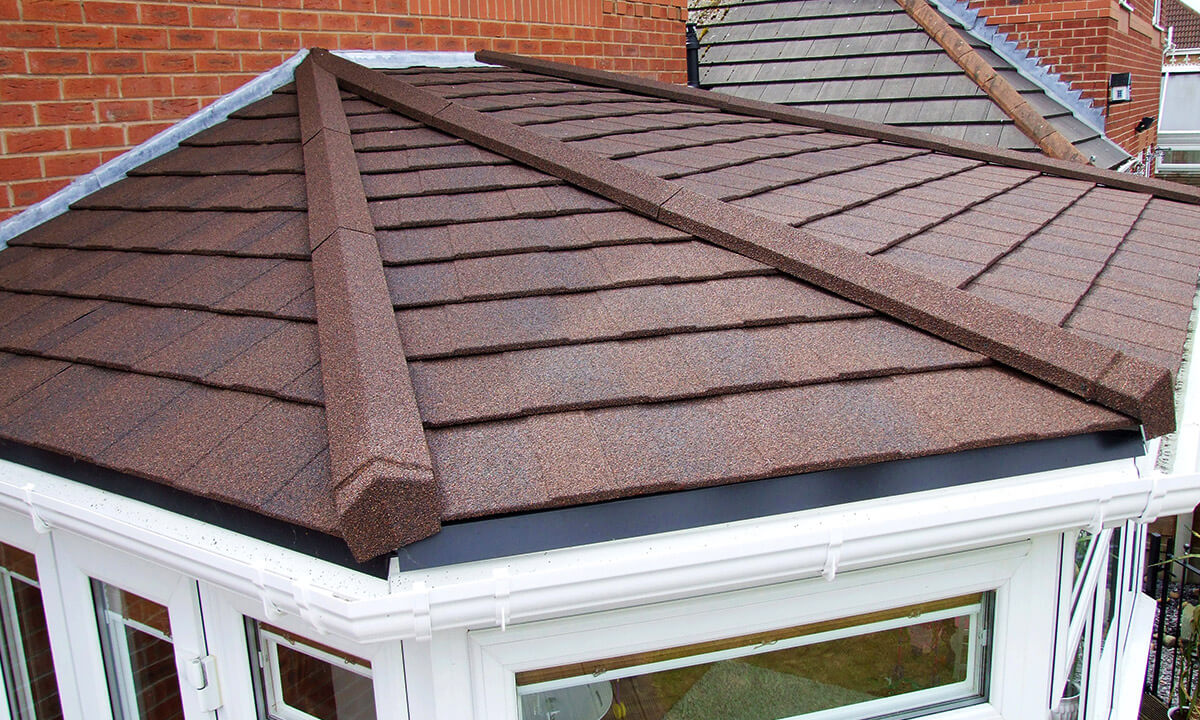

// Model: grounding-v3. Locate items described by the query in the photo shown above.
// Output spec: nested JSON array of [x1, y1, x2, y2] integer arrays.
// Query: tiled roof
[[694, 0, 1130, 168], [2, 50, 1199, 561], [1165, 0, 1200, 49]]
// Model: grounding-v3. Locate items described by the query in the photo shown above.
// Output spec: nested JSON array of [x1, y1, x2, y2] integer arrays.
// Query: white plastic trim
[[2, 453, 1200, 646], [1112, 593, 1157, 720], [0, 49, 489, 250]]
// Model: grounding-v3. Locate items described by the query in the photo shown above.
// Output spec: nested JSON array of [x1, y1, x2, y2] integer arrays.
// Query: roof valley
[[311, 50, 1175, 437], [296, 57, 441, 561]]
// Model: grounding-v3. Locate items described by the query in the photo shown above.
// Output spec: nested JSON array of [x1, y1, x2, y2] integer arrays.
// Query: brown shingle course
[[230, 92, 299, 120], [184, 116, 301, 146], [0, 353, 70, 409], [184, 399, 328, 511], [0, 364, 188, 458], [133, 313, 284, 382], [104, 385, 272, 482], [478, 51, 1200, 204]]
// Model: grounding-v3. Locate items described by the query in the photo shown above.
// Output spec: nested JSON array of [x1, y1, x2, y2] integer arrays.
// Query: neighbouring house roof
[[693, 0, 1130, 168], [1165, 0, 1200, 50], [1, 50, 1199, 563]]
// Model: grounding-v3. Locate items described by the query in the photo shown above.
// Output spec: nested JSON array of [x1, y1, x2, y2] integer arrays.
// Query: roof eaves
[[317, 51, 1176, 438], [296, 57, 441, 561], [894, 0, 1090, 164], [476, 50, 1200, 205]]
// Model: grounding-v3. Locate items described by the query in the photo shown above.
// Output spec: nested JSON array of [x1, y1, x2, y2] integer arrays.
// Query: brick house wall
[[965, 0, 1162, 157], [0, 0, 688, 222]]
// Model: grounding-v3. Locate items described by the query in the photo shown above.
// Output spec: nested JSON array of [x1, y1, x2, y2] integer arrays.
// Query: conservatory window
[[517, 593, 991, 720], [0, 543, 63, 720], [92, 581, 184, 720], [250, 622, 378, 720]]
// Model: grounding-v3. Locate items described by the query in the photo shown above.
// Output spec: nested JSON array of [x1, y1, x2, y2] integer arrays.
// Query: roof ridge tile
[[892, 0, 1088, 164], [297, 57, 440, 560], [314, 53, 1173, 435], [475, 50, 1200, 205]]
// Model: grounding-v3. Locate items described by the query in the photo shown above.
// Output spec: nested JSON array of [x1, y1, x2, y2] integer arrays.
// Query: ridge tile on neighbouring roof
[[691, 0, 1130, 168]]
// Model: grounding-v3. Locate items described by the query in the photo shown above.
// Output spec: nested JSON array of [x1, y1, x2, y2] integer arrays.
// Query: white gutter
[[2, 452, 1198, 645], [0, 50, 485, 250]]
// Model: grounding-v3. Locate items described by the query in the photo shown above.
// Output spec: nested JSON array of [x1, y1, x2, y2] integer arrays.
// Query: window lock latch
[[186, 655, 223, 713]]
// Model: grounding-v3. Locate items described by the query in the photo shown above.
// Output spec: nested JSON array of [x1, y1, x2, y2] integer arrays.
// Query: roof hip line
[[474, 51, 1200, 206], [296, 55, 441, 561], [312, 49, 1176, 437], [892, 0, 1089, 165]]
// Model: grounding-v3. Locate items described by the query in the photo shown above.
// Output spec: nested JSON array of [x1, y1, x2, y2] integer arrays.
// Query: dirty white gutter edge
[[1, 452, 1196, 645]]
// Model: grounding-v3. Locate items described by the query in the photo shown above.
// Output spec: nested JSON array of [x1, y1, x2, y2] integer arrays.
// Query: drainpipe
[[686, 23, 700, 88]]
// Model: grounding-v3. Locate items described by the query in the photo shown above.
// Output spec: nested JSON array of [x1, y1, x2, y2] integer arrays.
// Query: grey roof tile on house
[[1, 51, 1199, 560], [694, 0, 1130, 168]]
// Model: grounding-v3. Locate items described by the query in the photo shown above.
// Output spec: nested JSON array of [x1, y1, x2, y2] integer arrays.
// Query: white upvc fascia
[[0, 49, 486, 250], [2, 447, 1198, 646]]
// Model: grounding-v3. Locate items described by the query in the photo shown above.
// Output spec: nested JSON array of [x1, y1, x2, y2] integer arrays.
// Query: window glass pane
[[1162, 73, 1200, 131], [1072, 530, 1093, 585], [1, 543, 63, 720], [255, 623, 377, 720], [1164, 149, 1200, 165], [93, 582, 184, 720], [1102, 529, 1122, 639], [518, 594, 989, 720]]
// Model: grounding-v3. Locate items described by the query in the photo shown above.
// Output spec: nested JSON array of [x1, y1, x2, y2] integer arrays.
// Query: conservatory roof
[[1, 50, 1199, 563]]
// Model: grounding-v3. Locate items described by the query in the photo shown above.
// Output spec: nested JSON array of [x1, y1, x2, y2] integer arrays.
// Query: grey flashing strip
[[394, 430, 1145, 571], [930, 0, 1111, 135], [0, 49, 309, 249], [0, 49, 483, 251]]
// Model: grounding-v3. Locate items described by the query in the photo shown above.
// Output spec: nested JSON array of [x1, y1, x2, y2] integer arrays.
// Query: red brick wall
[[0, 0, 688, 221], [966, 0, 1162, 157]]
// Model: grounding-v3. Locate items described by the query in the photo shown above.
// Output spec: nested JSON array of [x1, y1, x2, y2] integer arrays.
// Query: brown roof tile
[[3, 53, 1199, 560]]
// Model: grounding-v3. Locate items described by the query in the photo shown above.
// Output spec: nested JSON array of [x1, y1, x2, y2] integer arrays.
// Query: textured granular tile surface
[[0, 53, 1198, 559]]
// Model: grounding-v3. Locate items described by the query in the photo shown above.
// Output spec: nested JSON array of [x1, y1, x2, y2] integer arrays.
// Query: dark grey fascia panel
[[394, 430, 1144, 571]]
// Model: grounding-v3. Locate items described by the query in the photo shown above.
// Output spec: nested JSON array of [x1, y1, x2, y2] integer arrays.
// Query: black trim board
[[0, 440, 392, 578], [0, 431, 1144, 577], [394, 430, 1145, 571]]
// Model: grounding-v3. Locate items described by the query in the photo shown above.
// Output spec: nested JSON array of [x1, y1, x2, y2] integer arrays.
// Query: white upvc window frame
[[1049, 520, 1146, 720], [200, 582, 408, 720], [46, 530, 209, 720], [0, 500, 410, 720], [467, 539, 1059, 720], [0, 506, 82, 720], [255, 625, 377, 720]]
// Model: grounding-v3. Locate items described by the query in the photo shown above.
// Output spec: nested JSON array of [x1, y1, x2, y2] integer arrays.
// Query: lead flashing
[[0, 50, 485, 252], [931, 0, 1110, 133], [894, 0, 1090, 164]]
